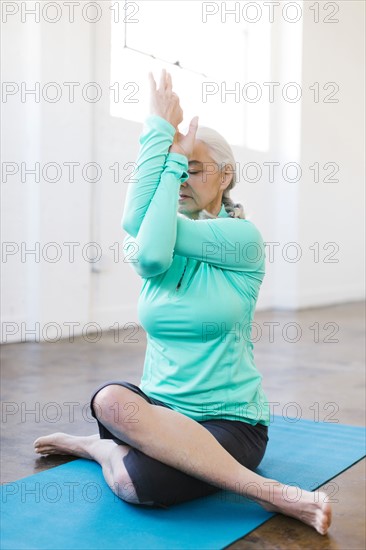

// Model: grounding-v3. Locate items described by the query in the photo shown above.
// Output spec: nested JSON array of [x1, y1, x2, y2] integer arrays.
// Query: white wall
[[1, 1, 364, 344], [1, 9, 94, 344], [298, 1, 365, 307]]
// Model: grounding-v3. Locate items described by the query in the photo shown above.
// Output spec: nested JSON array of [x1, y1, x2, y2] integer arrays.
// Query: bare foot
[[33, 433, 106, 459], [260, 484, 332, 536]]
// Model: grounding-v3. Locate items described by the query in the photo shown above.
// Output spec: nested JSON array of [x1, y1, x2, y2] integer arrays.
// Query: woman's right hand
[[148, 69, 183, 129]]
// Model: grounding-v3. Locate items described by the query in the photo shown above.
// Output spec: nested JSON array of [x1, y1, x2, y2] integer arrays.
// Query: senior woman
[[34, 69, 331, 536]]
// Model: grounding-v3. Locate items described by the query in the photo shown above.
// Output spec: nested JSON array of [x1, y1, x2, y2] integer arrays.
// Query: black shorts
[[90, 380, 269, 509]]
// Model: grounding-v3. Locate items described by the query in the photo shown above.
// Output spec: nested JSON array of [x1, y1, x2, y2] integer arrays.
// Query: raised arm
[[175, 215, 266, 273], [122, 70, 265, 279], [122, 149, 189, 278], [121, 69, 184, 237], [121, 114, 176, 238]]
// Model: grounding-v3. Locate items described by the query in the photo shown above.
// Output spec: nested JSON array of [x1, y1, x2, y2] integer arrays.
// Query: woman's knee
[[91, 384, 142, 430], [113, 452, 159, 507], [112, 465, 141, 504]]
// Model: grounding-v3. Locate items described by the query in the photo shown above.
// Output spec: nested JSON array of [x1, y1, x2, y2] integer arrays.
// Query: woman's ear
[[220, 164, 234, 190]]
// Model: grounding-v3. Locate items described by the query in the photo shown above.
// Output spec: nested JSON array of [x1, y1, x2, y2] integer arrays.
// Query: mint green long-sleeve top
[[122, 115, 270, 426]]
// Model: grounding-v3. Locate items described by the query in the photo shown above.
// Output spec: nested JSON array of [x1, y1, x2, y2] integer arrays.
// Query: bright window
[[110, 0, 271, 151]]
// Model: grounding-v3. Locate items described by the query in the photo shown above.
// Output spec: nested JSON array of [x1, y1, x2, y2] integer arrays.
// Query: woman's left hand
[[169, 116, 199, 158], [149, 69, 183, 129]]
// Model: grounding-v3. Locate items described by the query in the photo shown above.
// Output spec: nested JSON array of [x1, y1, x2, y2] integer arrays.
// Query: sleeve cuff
[[144, 115, 176, 137], [165, 152, 189, 182]]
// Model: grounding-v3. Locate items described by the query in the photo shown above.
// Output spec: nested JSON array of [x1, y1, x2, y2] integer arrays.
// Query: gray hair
[[194, 126, 245, 220]]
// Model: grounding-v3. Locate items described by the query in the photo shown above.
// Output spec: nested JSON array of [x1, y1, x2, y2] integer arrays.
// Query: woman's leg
[[92, 384, 332, 535], [118, 418, 268, 508], [33, 433, 140, 504]]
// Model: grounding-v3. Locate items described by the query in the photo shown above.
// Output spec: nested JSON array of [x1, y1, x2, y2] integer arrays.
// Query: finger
[[166, 71, 173, 93], [188, 116, 199, 137], [148, 72, 156, 93], [159, 68, 166, 91]]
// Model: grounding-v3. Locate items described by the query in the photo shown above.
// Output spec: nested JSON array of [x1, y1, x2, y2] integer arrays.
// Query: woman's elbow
[[135, 256, 172, 278], [121, 215, 136, 238]]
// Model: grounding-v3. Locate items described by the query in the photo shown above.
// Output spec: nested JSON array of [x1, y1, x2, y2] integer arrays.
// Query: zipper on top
[[176, 263, 187, 290]]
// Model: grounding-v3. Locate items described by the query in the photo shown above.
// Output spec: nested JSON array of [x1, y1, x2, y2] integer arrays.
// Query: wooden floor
[[1, 302, 365, 549]]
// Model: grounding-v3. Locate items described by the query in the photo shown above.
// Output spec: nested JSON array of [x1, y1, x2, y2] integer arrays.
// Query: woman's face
[[178, 140, 231, 219]]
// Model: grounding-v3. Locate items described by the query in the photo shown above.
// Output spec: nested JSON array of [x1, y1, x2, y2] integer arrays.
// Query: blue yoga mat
[[1, 416, 365, 550]]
